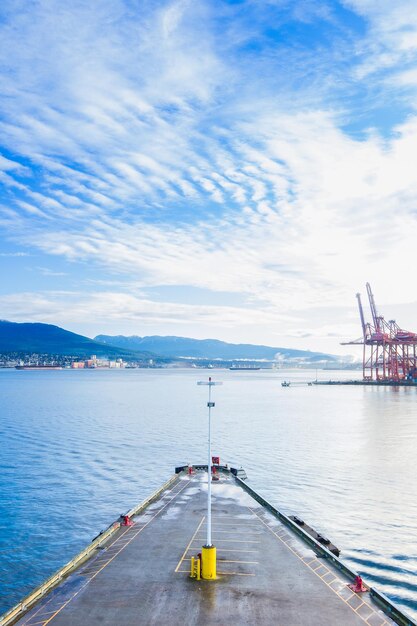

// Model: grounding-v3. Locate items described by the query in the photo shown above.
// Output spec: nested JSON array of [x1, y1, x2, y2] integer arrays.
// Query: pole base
[[201, 545, 216, 580]]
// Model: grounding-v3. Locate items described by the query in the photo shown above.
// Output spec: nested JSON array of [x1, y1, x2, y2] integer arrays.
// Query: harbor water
[[0, 368, 416, 618]]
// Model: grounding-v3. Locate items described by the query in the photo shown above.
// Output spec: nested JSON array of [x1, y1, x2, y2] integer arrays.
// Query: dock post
[[197, 377, 222, 580], [190, 555, 202, 580], [201, 545, 216, 579]]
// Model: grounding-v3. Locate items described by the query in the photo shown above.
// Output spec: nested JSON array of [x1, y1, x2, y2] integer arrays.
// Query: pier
[[314, 380, 417, 387], [2, 467, 413, 626]]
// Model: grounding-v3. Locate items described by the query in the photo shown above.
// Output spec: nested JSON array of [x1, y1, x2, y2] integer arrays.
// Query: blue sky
[[1, 0, 417, 355]]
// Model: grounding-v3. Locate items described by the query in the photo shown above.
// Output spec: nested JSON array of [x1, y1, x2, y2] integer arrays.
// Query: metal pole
[[197, 377, 222, 550], [207, 382, 212, 546]]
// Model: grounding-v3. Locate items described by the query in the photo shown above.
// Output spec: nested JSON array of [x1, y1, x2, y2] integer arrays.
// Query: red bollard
[[121, 515, 134, 527], [188, 465, 194, 475], [348, 575, 367, 593]]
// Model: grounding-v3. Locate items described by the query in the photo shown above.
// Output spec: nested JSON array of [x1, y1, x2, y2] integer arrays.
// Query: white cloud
[[343, 0, 417, 89], [35, 267, 68, 277], [0, 251, 29, 257], [1, 1, 417, 354], [0, 289, 281, 332]]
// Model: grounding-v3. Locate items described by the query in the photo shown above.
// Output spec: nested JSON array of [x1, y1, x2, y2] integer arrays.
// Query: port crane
[[342, 283, 417, 381]]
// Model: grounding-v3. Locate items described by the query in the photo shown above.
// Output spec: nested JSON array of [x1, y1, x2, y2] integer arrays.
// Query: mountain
[[0, 320, 339, 363], [94, 334, 338, 363], [0, 321, 153, 359]]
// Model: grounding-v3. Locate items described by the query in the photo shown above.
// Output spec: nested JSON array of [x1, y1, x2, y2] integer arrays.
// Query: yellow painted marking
[[41, 528, 141, 624], [218, 547, 259, 551], [219, 559, 258, 564], [216, 548, 259, 553], [184, 558, 258, 564], [37, 480, 190, 625], [209, 523, 261, 528], [211, 522, 258, 525], [247, 506, 384, 626], [191, 539, 261, 543], [356, 604, 379, 620], [318, 567, 330, 576], [217, 571, 256, 576], [322, 573, 337, 583], [174, 516, 205, 573], [196, 533, 262, 539], [198, 529, 262, 534], [20, 521, 137, 625], [176, 569, 255, 576], [211, 516, 257, 519], [176, 510, 260, 579]]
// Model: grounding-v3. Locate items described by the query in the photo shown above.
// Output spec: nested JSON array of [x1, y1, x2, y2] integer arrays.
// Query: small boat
[[15, 365, 63, 370], [281, 381, 291, 387]]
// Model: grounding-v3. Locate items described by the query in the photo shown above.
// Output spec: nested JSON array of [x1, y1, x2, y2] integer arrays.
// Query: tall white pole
[[197, 377, 222, 548], [207, 382, 212, 546], [197, 377, 222, 580]]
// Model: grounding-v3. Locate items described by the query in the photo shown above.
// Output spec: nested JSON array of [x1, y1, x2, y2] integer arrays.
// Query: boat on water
[[1, 463, 414, 626], [15, 365, 63, 370]]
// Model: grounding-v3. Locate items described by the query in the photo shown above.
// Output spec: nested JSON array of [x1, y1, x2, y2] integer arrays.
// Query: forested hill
[[95, 334, 337, 363], [0, 321, 151, 358]]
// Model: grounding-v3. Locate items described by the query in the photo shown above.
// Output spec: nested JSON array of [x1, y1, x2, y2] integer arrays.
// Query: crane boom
[[366, 282, 379, 331], [356, 293, 366, 339]]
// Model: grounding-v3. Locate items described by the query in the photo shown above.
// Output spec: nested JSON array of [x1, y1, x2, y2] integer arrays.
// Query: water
[[0, 368, 416, 618]]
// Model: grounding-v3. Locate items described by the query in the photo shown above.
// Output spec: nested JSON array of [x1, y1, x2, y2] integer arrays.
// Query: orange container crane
[[342, 284, 417, 382]]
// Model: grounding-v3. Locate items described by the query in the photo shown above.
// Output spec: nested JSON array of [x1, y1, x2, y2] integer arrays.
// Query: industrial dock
[[342, 283, 417, 384], [1, 466, 414, 626]]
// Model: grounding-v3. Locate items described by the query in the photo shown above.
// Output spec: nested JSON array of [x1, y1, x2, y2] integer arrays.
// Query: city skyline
[[1, 1, 417, 356]]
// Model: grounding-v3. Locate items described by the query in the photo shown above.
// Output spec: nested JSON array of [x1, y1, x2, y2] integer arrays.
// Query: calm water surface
[[0, 368, 416, 618]]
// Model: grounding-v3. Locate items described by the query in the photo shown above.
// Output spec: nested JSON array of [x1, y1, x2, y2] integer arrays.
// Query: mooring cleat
[[348, 575, 368, 593]]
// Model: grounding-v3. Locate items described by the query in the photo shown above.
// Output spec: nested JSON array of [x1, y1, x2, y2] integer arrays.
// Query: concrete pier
[[6, 471, 408, 626]]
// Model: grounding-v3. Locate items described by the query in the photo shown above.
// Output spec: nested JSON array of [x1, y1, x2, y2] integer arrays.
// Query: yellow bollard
[[201, 545, 216, 580], [190, 556, 201, 580]]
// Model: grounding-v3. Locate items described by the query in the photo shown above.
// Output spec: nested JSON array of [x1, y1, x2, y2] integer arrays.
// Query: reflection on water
[[0, 368, 416, 617]]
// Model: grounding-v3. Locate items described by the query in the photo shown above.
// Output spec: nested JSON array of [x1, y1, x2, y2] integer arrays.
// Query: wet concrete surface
[[15, 473, 395, 626]]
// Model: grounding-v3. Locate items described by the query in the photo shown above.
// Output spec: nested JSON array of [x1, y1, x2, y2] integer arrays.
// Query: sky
[[1, 0, 417, 356]]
